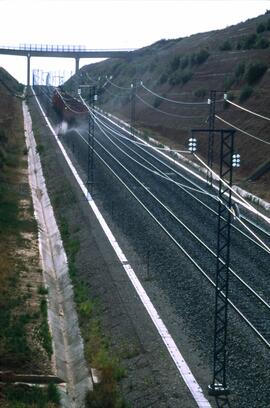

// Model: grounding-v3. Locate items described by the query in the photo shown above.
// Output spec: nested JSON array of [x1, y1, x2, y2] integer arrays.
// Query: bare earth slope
[[0, 69, 59, 407], [67, 11, 270, 201]]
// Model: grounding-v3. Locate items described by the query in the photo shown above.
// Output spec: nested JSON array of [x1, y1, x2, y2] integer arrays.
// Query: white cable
[[32, 87, 213, 407], [226, 98, 270, 122], [92, 107, 190, 154], [85, 72, 98, 84], [92, 111, 217, 198], [193, 153, 270, 226], [136, 94, 205, 120], [107, 77, 131, 90], [93, 110, 270, 252], [222, 202, 270, 254], [140, 82, 208, 106], [215, 114, 270, 146], [54, 88, 89, 115], [92, 107, 221, 197], [86, 99, 270, 227], [95, 112, 269, 251], [78, 122, 270, 308]]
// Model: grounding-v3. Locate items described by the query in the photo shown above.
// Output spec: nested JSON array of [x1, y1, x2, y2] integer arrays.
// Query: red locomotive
[[52, 88, 88, 124]]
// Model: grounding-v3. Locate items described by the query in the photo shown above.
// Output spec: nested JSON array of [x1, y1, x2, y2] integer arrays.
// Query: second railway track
[[34, 85, 270, 407]]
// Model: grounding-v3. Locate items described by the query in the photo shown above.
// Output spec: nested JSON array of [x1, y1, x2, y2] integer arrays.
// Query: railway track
[[34, 86, 270, 406]]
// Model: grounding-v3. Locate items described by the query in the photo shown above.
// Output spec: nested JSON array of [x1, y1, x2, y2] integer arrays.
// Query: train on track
[[52, 88, 88, 124]]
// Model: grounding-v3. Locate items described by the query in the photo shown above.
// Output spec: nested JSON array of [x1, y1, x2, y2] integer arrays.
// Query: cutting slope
[[66, 11, 270, 201]]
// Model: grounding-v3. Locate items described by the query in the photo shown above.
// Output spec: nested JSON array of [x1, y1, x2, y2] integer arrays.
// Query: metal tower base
[[208, 383, 230, 396]]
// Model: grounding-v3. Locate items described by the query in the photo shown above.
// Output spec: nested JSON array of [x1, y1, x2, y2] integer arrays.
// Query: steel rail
[[93, 110, 270, 254], [34, 88, 270, 352], [73, 127, 270, 351], [84, 120, 270, 316], [241, 214, 270, 238], [94, 107, 270, 228]]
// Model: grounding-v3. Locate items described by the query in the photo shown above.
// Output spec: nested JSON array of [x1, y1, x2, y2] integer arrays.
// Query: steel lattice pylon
[[207, 90, 216, 185], [130, 82, 136, 138], [87, 86, 96, 196], [209, 128, 235, 396]]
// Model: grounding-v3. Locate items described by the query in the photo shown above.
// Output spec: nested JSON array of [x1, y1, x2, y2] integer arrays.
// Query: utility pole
[[130, 81, 136, 139], [207, 90, 216, 185], [208, 128, 236, 397], [87, 86, 97, 196], [191, 128, 238, 397]]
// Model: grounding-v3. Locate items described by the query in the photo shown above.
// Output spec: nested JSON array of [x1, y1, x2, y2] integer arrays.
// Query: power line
[[225, 98, 270, 122], [136, 94, 206, 119], [193, 153, 270, 226], [215, 114, 270, 146], [140, 82, 209, 106], [107, 76, 131, 90], [92, 111, 216, 197], [93, 108, 190, 153]]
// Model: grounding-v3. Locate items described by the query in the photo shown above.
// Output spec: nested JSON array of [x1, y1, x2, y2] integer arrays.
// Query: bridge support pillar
[[75, 57, 80, 75], [27, 53, 31, 87]]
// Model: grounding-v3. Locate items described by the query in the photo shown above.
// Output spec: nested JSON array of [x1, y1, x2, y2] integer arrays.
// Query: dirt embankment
[[66, 12, 270, 202], [0, 75, 59, 407]]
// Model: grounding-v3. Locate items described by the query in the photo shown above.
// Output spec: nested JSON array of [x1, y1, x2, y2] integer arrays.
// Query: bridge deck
[[0, 45, 134, 59]]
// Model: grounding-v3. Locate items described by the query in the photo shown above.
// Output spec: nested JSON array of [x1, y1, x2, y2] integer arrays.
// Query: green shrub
[[3, 383, 60, 406], [195, 49, 210, 64], [267, 18, 270, 30], [257, 22, 266, 33], [159, 72, 168, 84], [235, 62, 246, 79], [0, 128, 7, 144], [36, 144, 44, 155], [245, 62, 268, 85], [169, 71, 182, 86], [255, 37, 270, 49], [239, 85, 253, 102], [242, 33, 258, 49], [236, 42, 241, 50], [219, 40, 232, 51], [180, 56, 189, 69], [181, 70, 193, 84], [169, 69, 193, 86], [47, 383, 61, 404], [169, 55, 180, 72]]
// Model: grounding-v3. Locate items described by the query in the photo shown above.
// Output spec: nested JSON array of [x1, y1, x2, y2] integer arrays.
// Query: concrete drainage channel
[[23, 101, 93, 407]]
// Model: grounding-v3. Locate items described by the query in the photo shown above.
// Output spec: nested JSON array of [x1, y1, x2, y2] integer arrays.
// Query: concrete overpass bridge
[[0, 44, 135, 85]]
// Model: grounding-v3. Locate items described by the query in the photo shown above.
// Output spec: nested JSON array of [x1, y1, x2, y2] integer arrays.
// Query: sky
[[0, 0, 270, 84]]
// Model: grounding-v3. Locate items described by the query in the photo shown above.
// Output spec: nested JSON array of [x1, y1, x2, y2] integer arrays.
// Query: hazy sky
[[1, 0, 269, 84]]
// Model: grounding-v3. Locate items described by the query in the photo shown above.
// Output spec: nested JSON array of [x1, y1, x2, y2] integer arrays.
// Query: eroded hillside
[[0, 69, 59, 407], [67, 11, 270, 201]]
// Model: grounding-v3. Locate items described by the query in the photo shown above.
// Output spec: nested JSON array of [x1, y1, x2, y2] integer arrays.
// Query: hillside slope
[[0, 69, 59, 407], [67, 11, 270, 201]]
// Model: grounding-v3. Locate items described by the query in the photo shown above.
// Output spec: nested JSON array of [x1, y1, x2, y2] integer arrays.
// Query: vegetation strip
[[0, 75, 60, 407]]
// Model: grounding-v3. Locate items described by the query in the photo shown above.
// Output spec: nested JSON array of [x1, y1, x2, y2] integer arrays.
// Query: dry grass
[[0, 78, 57, 406]]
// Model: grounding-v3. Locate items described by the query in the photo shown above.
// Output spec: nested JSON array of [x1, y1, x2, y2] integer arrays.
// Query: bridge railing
[[0, 44, 135, 53]]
